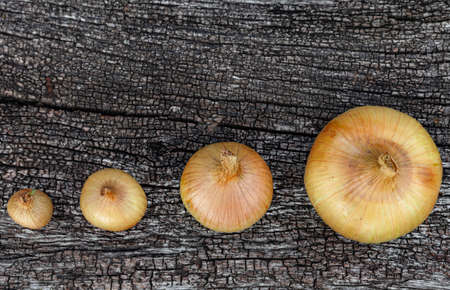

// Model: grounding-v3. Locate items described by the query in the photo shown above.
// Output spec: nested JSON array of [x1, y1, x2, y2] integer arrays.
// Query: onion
[[7, 189, 53, 229], [180, 142, 273, 232], [304, 106, 442, 243], [80, 168, 147, 231]]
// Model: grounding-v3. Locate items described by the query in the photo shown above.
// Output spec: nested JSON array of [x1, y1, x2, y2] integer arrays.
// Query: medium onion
[[304, 106, 442, 243], [80, 168, 147, 231], [7, 188, 53, 229], [180, 142, 273, 232]]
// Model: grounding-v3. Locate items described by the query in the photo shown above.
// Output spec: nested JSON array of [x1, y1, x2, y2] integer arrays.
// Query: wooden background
[[0, 0, 449, 289]]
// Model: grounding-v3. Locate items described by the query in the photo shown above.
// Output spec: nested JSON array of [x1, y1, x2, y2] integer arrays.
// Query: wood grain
[[0, 0, 449, 289]]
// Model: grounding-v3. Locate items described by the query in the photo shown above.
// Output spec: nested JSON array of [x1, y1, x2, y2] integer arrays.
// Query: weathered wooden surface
[[0, 0, 449, 289]]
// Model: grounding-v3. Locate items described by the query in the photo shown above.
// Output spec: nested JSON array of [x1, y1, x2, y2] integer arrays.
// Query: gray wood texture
[[0, 0, 449, 289]]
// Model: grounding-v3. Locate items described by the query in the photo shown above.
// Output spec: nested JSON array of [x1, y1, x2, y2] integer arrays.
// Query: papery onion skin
[[305, 106, 442, 243], [7, 189, 53, 230], [180, 142, 273, 232], [80, 168, 147, 232]]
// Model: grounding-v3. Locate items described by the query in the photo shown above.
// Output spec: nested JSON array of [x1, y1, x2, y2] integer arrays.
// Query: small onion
[[80, 168, 147, 231], [180, 142, 273, 232], [305, 106, 442, 243], [7, 188, 53, 229]]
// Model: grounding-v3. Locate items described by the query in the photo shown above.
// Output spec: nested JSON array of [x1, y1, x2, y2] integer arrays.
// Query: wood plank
[[0, 0, 449, 288]]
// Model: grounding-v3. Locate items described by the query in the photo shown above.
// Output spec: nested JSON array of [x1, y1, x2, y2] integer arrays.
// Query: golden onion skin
[[80, 168, 147, 232], [180, 142, 273, 232], [7, 189, 53, 230], [304, 106, 442, 243]]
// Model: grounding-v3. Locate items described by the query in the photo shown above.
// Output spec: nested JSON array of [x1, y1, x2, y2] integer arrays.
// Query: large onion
[[304, 106, 442, 243]]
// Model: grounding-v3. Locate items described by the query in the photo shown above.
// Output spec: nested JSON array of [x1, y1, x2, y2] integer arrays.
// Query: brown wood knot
[[45, 77, 54, 95]]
